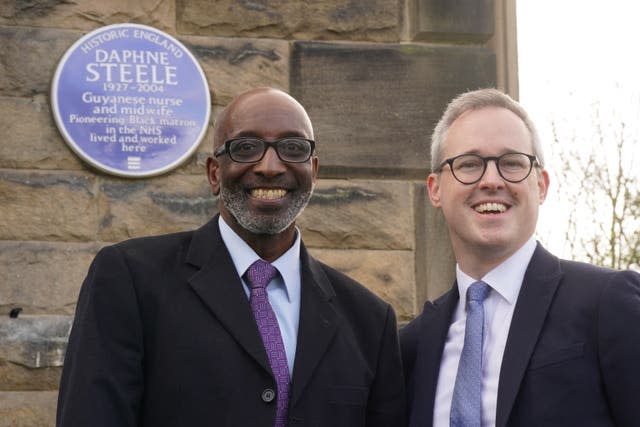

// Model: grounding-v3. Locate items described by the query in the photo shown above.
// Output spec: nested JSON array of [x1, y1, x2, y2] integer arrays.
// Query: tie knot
[[245, 260, 278, 289], [467, 280, 490, 303]]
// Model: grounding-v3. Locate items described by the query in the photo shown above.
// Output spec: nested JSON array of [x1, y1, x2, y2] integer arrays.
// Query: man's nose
[[253, 147, 286, 176], [478, 160, 505, 188]]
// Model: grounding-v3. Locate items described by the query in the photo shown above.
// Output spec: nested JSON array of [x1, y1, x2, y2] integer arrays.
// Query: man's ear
[[206, 156, 221, 195], [427, 173, 442, 208], [537, 168, 550, 204]]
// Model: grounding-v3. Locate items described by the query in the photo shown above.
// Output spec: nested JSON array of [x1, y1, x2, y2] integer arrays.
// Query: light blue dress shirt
[[218, 216, 301, 376], [434, 235, 537, 427]]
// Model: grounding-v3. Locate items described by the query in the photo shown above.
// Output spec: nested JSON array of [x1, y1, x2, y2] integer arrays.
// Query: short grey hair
[[430, 88, 544, 171]]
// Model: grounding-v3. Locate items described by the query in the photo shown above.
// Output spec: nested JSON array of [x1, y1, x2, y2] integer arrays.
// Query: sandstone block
[[0, 27, 79, 97], [0, 242, 100, 315], [291, 42, 496, 177], [0, 316, 72, 369], [0, 361, 61, 391], [183, 35, 290, 106], [97, 173, 217, 241], [0, 96, 83, 170], [299, 179, 414, 250], [412, 0, 494, 42], [310, 248, 414, 321], [0, 171, 99, 241], [412, 183, 455, 311], [177, 0, 400, 42], [0, 1, 175, 32], [0, 391, 57, 427]]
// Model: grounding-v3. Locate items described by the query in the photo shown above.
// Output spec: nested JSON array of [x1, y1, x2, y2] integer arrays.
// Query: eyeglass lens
[[451, 153, 533, 184], [228, 138, 312, 163]]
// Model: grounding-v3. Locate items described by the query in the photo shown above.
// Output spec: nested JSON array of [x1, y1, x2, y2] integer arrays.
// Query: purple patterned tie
[[245, 260, 290, 427]]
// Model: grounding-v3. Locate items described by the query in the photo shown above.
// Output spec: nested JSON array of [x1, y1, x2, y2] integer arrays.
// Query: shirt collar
[[456, 235, 537, 306], [218, 216, 301, 302]]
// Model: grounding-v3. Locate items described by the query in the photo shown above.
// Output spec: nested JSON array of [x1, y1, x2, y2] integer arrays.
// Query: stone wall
[[0, 0, 515, 424]]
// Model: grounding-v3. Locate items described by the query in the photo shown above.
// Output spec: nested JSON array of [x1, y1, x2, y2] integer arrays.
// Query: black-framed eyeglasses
[[214, 137, 315, 163], [435, 152, 539, 185]]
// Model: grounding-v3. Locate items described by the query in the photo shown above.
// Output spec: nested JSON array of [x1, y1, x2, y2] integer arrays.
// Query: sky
[[517, 0, 640, 259]]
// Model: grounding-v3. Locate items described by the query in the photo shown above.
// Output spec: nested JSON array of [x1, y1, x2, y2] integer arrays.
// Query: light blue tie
[[450, 280, 491, 427]]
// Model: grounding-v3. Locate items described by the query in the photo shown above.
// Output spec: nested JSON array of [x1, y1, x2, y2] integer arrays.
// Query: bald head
[[213, 88, 314, 150]]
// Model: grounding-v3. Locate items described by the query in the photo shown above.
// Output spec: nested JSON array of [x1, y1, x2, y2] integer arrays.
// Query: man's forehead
[[451, 106, 525, 129], [231, 90, 299, 116], [447, 108, 529, 140], [213, 88, 313, 148], [226, 93, 311, 134]]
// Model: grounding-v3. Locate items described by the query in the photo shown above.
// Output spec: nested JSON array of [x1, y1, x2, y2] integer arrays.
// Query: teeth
[[475, 202, 507, 213], [250, 188, 287, 200]]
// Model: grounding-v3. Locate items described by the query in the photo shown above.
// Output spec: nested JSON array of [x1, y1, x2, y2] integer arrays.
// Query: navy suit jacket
[[401, 243, 640, 427], [57, 216, 405, 427]]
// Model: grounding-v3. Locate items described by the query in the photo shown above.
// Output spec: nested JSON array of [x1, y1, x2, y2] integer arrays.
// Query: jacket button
[[261, 388, 276, 403]]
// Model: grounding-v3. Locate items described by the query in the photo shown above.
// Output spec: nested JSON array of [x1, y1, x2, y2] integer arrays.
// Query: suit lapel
[[289, 245, 338, 407], [409, 288, 458, 427], [495, 244, 563, 427], [186, 217, 272, 375]]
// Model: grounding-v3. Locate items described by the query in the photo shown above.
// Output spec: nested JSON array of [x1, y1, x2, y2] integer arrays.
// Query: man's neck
[[453, 237, 536, 280], [458, 258, 505, 280], [221, 212, 296, 262], [454, 245, 518, 280], [243, 232, 296, 262]]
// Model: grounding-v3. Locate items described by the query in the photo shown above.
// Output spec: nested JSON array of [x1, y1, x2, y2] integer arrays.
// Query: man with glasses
[[57, 87, 405, 427], [401, 88, 640, 427]]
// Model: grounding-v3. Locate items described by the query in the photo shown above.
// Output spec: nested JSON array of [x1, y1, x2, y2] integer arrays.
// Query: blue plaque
[[51, 23, 211, 177]]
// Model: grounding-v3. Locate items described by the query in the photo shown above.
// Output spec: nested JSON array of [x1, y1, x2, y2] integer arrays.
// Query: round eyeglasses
[[435, 152, 539, 184], [214, 137, 315, 163]]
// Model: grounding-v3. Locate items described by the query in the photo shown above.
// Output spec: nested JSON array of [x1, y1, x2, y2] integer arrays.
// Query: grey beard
[[219, 185, 313, 235]]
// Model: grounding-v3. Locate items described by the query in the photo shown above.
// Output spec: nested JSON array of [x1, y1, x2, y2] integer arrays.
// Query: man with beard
[[57, 88, 406, 427]]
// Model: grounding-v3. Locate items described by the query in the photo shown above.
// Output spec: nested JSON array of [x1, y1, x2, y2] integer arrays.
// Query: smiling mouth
[[474, 202, 508, 214], [249, 188, 288, 200]]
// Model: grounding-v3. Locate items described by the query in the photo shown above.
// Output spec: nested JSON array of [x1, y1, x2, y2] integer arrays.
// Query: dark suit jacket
[[57, 216, 405, 427], [401, 243, 640, 427]]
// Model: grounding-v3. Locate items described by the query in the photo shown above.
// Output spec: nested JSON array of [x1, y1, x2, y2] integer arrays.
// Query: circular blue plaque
[[51, 23, 211, 177]]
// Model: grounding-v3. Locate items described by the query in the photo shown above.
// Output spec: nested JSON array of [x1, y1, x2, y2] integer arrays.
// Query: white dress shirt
[[433, 236, 537, 427], [218, 216, 302, 375]]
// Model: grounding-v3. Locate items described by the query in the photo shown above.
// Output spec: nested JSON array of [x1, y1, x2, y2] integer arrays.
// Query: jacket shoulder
[[557, 257, 640, 293], [93, 229, 197, 275], [114, 229, 195, 252]]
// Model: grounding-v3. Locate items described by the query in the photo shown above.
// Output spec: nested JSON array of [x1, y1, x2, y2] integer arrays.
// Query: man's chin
[[231, 209, 295, 235], [238, 218, 292, 235], [220, 186, 311, 236]]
